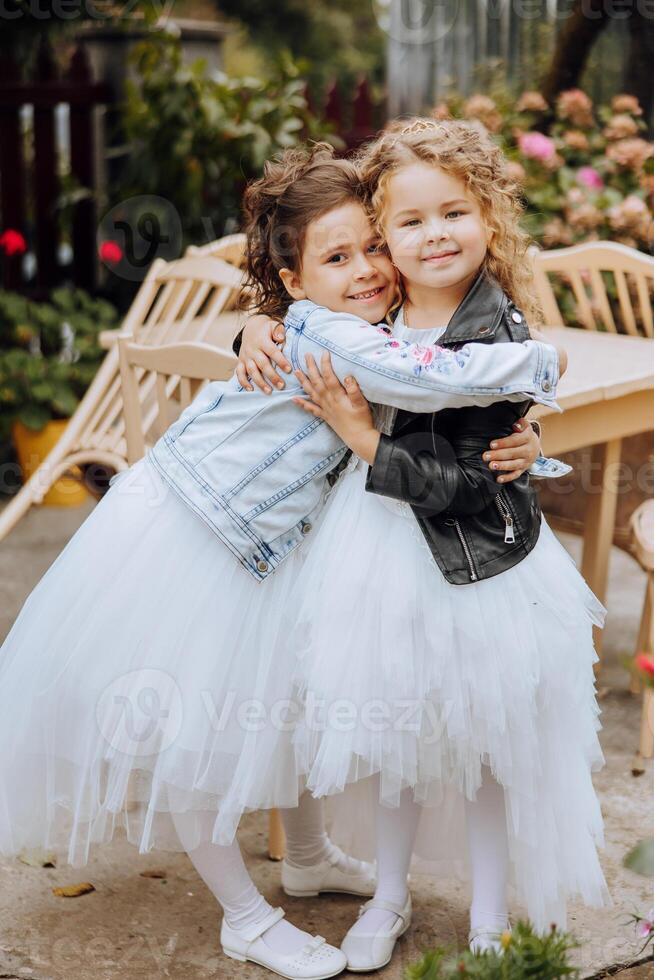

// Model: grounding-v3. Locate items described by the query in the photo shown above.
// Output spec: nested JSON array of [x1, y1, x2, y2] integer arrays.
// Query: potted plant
[[0, 287, 119, 505]]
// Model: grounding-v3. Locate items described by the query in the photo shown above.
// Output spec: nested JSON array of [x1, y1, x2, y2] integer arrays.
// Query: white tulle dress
[[0, 312, 611, 931], [286, 315, 612, 930]]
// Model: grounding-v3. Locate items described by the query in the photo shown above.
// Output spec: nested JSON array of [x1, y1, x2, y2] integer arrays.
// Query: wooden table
[[532, 327, 654, 657]]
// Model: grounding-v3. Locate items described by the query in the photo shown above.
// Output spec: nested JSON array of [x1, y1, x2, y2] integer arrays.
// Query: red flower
[[0, 229, 27, 256], [98, 240, 123, 264], [635, 653, 654, 678]]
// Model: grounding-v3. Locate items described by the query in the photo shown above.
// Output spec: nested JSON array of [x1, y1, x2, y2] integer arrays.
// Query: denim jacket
[[147, 300, 560, 581]]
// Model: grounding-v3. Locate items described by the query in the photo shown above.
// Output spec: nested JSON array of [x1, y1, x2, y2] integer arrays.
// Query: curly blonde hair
[[356, 118, 544, 324]]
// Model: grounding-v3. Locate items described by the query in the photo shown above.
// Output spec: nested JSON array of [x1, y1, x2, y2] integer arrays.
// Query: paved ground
[[0, 496, 653, 980]]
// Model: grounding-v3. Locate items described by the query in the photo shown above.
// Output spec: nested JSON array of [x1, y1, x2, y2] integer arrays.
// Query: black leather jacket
[[365, 272, 546, 585]]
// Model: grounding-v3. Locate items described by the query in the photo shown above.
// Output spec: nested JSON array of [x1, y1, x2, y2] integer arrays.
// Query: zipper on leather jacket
[[495, 491, 515, 544], [446, 517, 479, 581]]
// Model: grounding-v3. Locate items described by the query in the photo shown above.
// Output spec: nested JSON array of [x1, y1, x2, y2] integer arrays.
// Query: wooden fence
[[0, 42, 383, 300], [322, 77, 385, 151], [0, 39, 113, 297]]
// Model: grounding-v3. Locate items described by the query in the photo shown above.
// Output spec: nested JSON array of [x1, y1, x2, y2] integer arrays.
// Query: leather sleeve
[[365, 429, 502, 518]]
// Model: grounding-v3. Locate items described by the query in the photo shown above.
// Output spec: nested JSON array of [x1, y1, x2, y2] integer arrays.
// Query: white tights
[[350, 765, 509, 937], [171, 793, 338, 955], [171, 765, 509, 950], [464, 764, 510, 934]]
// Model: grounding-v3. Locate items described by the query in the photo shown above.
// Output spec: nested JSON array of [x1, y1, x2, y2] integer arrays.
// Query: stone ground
[[0, 496, 653, 980]]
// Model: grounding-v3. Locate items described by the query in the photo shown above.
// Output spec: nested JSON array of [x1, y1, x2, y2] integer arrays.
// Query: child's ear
[[279, 268, 307, 300]]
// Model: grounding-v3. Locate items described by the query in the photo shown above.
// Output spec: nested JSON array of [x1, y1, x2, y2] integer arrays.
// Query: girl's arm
[[293, 303, 561, 415], [235, 310, 567, 405], [366, 426, 510, 517], [293, 358, 543, 509]]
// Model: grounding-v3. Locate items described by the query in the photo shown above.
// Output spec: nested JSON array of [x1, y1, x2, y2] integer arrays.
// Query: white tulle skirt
[[285, 457, 612, 930], [0, 450, 611, 930], [0, 455, 319, 863]]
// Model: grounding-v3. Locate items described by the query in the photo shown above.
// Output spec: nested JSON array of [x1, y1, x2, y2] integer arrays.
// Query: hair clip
[[398, 118, 442, 136]]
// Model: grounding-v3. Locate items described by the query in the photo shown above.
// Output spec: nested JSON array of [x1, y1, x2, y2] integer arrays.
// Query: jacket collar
[[390, 272, 509, 436], [437, 270, 507, 345]]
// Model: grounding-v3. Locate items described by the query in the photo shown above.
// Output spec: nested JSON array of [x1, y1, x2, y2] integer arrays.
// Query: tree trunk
[[540, 0, 611, 106], [625, 13, 654, 126]]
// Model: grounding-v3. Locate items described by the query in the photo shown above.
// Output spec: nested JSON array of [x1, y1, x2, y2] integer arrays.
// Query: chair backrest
[[530, 241, 654, 337], [185, 233, 247, 269], [128, 254, 246, 346], [118, 336, 236, 464], [84, 254, 244, 462]]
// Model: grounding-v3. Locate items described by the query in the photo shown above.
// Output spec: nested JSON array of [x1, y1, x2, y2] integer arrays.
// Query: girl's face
[[383, 163, 489, 294], [279, 201, 397, 323]]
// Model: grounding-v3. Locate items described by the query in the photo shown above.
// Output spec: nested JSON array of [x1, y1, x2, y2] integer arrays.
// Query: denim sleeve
[[294, 308, 560, 414]]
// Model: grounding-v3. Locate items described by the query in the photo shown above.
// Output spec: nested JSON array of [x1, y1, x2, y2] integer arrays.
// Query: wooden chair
[[186, 232, 247, 267], [630, 501, 654, 759], [531, 240, 654, 337], [530, 241, 654, 550], [117, 334, 235, 464], [0, 251, 244, 544]]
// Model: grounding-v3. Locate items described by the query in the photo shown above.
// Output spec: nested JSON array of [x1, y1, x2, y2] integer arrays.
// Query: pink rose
[[518, 131, 556, 163], [576, 166, 604, 191]]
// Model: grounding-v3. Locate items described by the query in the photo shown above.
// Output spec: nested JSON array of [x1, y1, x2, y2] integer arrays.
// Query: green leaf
[[624, 838, 654, 876], [17, 405, 51, 431]]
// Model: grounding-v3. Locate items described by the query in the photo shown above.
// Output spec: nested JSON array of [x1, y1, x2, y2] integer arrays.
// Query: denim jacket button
[[256, 559, 269, 573], [301, 522, 312, 534], [542, 379, 552, 393]]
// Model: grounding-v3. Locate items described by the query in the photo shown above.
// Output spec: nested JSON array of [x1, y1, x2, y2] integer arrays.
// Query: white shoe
[[221, 906, 347, 979], [468, 922, 510, 955], [282, 847, 376, 898], [340, 893, 412, 972]]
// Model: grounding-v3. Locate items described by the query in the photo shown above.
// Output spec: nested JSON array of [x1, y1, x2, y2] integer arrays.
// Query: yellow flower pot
[[12, 419, 89, 507]]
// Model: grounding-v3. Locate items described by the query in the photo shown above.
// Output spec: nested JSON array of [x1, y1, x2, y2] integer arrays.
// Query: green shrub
[[115, 32, 334, 248], [405, 920, 580, 980], [435, 89, 654, 253], [0, 288, 119, 439]]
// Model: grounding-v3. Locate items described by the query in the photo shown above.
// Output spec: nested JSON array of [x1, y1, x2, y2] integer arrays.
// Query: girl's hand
[[292, 353, 381, 464], [236, 314, 291, 393], [482, 418, 541, 484]]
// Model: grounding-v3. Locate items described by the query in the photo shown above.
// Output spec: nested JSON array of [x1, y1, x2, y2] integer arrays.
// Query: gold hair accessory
[[398, 118, 442, 136]]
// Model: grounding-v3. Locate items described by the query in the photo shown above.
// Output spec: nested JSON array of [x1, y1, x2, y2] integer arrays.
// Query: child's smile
[[279, 202, 397, 324], [383, 162, 489, 308]]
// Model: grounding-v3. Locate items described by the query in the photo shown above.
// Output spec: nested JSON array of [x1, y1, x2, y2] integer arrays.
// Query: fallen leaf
[[52, 882, 96, 898], [18, 849, 57, 868], [140, 869, 167, 879], [624, 839, 654, 877]]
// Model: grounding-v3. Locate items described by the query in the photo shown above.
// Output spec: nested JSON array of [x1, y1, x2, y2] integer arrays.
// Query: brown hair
[[242, 142, 364, 320], [356, 118, 544, 324]]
